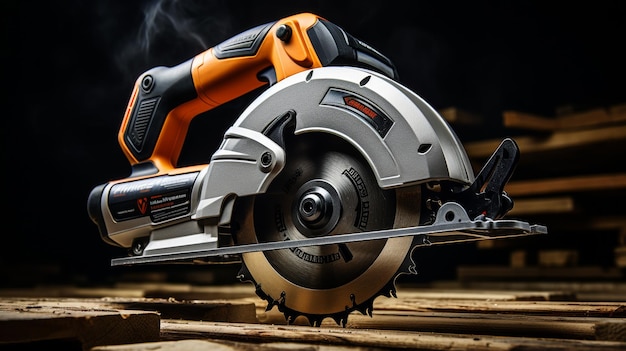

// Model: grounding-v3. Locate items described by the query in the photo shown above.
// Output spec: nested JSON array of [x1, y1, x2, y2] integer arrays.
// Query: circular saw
[[87, 13, 547, 327]]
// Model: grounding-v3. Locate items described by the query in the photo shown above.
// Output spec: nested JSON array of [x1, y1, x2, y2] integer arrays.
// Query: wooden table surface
[[1, 281, 625, 351]]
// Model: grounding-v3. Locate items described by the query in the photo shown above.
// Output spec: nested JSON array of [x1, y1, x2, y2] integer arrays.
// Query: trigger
[[258, 66, 278, 86]]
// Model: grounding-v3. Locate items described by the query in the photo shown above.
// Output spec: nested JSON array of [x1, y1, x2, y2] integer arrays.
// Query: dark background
[[3, 0, 626, 286]]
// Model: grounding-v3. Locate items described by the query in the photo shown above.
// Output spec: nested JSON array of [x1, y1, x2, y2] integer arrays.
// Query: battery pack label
[[108, 172, 198, 223]]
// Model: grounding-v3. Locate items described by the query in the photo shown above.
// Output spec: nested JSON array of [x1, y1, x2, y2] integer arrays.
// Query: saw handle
[[117, 12, 397, 176]]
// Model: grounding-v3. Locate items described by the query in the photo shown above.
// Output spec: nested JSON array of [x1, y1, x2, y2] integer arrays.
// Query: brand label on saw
[[108, 172, 198, 223], [343, 167, 370, 231], [321, 88, 394, 137]]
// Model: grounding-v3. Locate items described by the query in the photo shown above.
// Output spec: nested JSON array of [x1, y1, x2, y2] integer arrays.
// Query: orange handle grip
[[117, 12, 397, 176], [117, 13, 323, 174]]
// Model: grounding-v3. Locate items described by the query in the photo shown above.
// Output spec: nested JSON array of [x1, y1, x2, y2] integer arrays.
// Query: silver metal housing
[[194, 66, 475, 221]]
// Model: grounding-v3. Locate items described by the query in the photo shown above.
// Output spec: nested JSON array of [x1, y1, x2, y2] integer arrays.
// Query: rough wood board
[[438, 107, 483, 125], [503, 103, 626, 131], [372, 298, 626, 318], [0, 286, 147, 298], [495, 215, 626, 237], [0, 303, 159, 351], [428, 280, 626, 296], [92, 339, 386, 351], [131, 282, 259, 300], [336, 312, 626, 341], [99, 298, 257, 323], [503, 110, 560, 131], [507, 196, 575, 215], [240, 297, 626, 341], [538, 250, 579, 267], [615, 246, 626, 268], [253, 307, 626, 341], [393, 288, 575, 301], [160, 320, 626, 350], [464, 124, 626, 158], [0, 283, 259, 301], [456, 265, 624, 281], [0, 297, 257, 323], [109, 281, 257, 299], [504, 173, 626, 197], [233, 288, 579, 316]]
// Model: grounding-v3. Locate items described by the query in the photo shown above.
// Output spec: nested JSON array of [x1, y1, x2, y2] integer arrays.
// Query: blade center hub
[[299, 192, 325, 222], [293, 180, 341, 237]]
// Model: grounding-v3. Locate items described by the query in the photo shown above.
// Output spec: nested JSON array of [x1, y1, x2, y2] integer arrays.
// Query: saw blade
[[233, 133, 421, 326]]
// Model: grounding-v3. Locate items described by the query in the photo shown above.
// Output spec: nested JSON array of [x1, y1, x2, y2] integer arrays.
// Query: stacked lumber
[[0, 283, 625, 350], [444, 103, 626, 281]]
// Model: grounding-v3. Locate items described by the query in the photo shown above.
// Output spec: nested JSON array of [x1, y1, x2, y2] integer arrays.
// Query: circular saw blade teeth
[[237, 244, 420, 327], [231, 131, 423, 328]]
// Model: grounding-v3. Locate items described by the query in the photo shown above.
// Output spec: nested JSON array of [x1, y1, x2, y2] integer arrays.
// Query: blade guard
[[193, 66, 476, 220]]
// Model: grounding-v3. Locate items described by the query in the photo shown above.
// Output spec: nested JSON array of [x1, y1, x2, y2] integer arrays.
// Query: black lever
[[455, 138, 520, 219]]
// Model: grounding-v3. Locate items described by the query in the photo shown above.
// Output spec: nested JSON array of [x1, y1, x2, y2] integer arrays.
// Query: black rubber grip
[[213, 22, 275, 59], [307, 19, 398, 80], [123, 59, 196, 162]]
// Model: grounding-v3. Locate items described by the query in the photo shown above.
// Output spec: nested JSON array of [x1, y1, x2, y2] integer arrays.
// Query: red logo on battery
[[137, 197, 148, 214]]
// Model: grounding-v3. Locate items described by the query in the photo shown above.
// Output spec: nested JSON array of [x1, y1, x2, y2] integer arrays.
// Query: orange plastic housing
[[117, 13, 325, 175]]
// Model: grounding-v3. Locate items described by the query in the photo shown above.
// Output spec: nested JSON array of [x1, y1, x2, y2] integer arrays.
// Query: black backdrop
[[3, 0, 626, 286]]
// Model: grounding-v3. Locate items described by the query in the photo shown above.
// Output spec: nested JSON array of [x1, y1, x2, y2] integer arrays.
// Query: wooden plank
[[0, 301, 160, 351], [0, 286, 147, 298], [504, 173, 626, 197], [510, 249, 527, 267], [576, 292, 626, 303], [111, 281, 258, 300], [426, 284, 626, 303], [538, 250, 579, 267], [0, 283, 259, 301], [503, 110, 559, 131], [246, 295, 626, 340], [372, 298, 626, 318], [503, 104, 626, 131], [130, 282, 259, 300], [438, 107, 483, 125], [393, 289, 575, 301], [252, 297, 625, 325], [3, 288, 626, 350], [610, 104, 626, 120], [234, 288, 574, 307], [92, 339, 382, 351], [463, 124, 626, 158], [101, 298, 257, 323], [428, 280, 626, 301], [160, 320, 626, 350], [420, 280, 626, 302], [555, 107, 626, 129], [0, 297, 257, 323], [254, 306, 626, 341], [507, 196, 575, 215], [515, 215, 626, 234], [456, 265, 624, 281], [615, 246, 626, 268], [317, 312, 626, 341]]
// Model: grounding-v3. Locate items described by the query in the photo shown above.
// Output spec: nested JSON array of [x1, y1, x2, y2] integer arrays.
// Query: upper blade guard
[[194, 65, 477, 222]]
